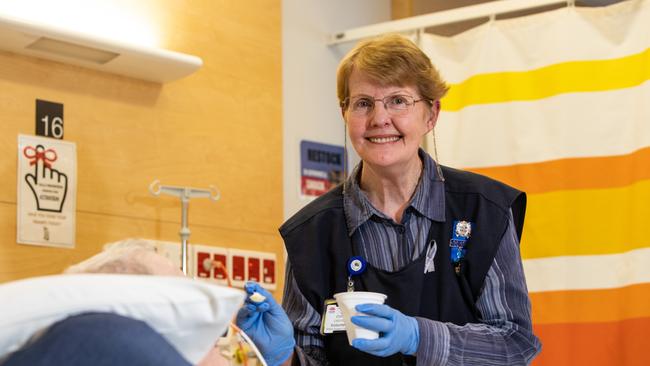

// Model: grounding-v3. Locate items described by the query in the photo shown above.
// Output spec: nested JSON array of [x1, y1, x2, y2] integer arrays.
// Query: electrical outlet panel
[[228, 249, 247, 288], [211, 247, 229, 286], [212, 252, 228, 284], [186, 243, 277, 290], [247, 256, 261, 283], [192, 244, 215, 280], [261, 253, 277, 290], [195, 251, 212, 279]]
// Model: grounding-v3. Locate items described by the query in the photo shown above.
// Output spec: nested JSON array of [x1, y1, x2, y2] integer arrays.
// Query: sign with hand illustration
[[17, 135, 77, 248]]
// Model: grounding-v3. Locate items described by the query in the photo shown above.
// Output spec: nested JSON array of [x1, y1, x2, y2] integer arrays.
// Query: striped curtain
[[419, 1, 650, 365]]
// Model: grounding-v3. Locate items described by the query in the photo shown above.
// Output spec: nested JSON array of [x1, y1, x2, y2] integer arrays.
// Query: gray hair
[[65, 238, 179, 276]]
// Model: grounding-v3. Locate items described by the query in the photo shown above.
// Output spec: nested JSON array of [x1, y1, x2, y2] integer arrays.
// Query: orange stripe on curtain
[[530, 283, 650, 324], [466, 146, 650, 195], [532, 318, 650, 366]]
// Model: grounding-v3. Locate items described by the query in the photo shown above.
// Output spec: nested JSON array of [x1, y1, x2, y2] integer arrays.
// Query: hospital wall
[[0, 0, 284, 295], [282, 0, 390, 219]]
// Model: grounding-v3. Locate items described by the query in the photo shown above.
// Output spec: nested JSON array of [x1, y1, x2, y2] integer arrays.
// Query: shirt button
[[396, 226, 405, 234]]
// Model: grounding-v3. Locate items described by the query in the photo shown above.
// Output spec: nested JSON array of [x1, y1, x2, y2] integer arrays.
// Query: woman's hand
[[351, 303, 420, 357], [235, 282, 295, 366]]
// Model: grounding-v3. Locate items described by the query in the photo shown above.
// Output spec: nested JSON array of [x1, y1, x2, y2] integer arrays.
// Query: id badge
[[320, 299, 346, 335]]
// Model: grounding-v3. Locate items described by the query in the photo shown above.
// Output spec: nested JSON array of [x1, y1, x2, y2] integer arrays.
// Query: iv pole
[[149, 180, 220, 275]]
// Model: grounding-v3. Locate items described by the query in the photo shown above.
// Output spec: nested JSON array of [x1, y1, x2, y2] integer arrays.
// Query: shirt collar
[[343, 149, 446, 236]]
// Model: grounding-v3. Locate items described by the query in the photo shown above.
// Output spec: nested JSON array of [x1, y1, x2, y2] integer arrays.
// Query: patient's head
[[65, 238, 183, 276], [64, 239, 229, 365]]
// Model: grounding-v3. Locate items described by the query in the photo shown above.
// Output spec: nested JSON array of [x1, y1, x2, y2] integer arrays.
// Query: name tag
[[320, 299, 346, 334]]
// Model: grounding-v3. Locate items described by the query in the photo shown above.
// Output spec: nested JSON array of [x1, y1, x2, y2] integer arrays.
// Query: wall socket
[[190, 244, 277, 290]]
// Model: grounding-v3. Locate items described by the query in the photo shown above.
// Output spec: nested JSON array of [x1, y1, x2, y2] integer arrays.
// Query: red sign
[[263, 258, 276, 285], [247, 257, 260, 282], [232, 255, 245, 281], [213, 254, 227, 280]]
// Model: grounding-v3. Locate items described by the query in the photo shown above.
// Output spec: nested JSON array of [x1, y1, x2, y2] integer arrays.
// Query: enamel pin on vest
[[450, 220, 473, 275]]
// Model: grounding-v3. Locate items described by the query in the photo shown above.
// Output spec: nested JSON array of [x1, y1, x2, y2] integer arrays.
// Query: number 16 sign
[[17, 134, 77, 248]]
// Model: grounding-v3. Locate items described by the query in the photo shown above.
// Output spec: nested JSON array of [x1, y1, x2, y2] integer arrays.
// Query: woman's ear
[[426, 100, 440, 131]]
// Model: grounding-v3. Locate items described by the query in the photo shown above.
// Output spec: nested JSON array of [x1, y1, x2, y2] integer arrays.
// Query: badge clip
[[346, 256, 367, 292]]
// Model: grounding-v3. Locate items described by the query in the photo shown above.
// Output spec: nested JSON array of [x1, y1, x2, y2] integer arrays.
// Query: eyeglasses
[[342, 94, 431, 117]]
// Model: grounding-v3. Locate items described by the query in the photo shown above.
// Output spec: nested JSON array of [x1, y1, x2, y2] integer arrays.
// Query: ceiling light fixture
[[0, 13, 202, 83]]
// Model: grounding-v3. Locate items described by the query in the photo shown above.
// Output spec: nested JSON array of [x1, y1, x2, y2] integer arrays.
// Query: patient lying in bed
[[0, 239, 243, 366]]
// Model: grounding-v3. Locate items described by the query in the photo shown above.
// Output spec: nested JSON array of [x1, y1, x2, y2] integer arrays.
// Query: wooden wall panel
[[0, 0, 284, 296], [392, 0, 414, 19]]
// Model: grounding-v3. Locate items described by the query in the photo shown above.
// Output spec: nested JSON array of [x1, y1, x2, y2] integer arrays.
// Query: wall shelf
[[0, 14, 202, 83]]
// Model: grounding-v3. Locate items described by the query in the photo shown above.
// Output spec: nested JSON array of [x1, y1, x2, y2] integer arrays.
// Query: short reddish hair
[[337, 34, 448, 107]]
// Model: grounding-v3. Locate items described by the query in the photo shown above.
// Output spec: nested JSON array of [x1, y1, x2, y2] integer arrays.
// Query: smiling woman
[[235, 34, 542, 366]]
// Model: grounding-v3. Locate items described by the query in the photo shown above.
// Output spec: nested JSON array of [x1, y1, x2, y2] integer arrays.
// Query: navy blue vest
[[280, 166, 526, 365]]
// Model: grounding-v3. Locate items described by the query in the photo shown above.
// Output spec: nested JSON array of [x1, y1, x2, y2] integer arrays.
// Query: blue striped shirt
[[283, 150, 541, 365]]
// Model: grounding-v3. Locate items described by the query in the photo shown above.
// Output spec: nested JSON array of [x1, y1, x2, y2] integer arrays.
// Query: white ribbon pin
[[424, 240, 437, 274]]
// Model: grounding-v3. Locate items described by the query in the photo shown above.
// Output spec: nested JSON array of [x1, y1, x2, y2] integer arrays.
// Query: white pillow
[[0, 274, 245, 364]]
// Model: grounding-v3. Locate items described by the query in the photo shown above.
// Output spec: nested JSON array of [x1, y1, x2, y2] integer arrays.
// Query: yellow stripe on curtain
[[522, 180, 650, 258], [442, 47, 650, 111]]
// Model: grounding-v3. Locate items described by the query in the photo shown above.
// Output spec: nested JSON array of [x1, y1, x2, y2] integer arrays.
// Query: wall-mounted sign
[[300, 140, 346, 198], [17, 134, 77, 248], [35, 99, 64, 139]]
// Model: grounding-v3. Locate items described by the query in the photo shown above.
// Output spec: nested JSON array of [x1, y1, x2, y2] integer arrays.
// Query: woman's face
[[343, 70, 438, 171]]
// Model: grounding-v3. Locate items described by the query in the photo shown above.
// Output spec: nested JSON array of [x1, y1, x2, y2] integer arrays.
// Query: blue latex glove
[[235, 282, 295, 366], [350, 303, 420, 357]]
